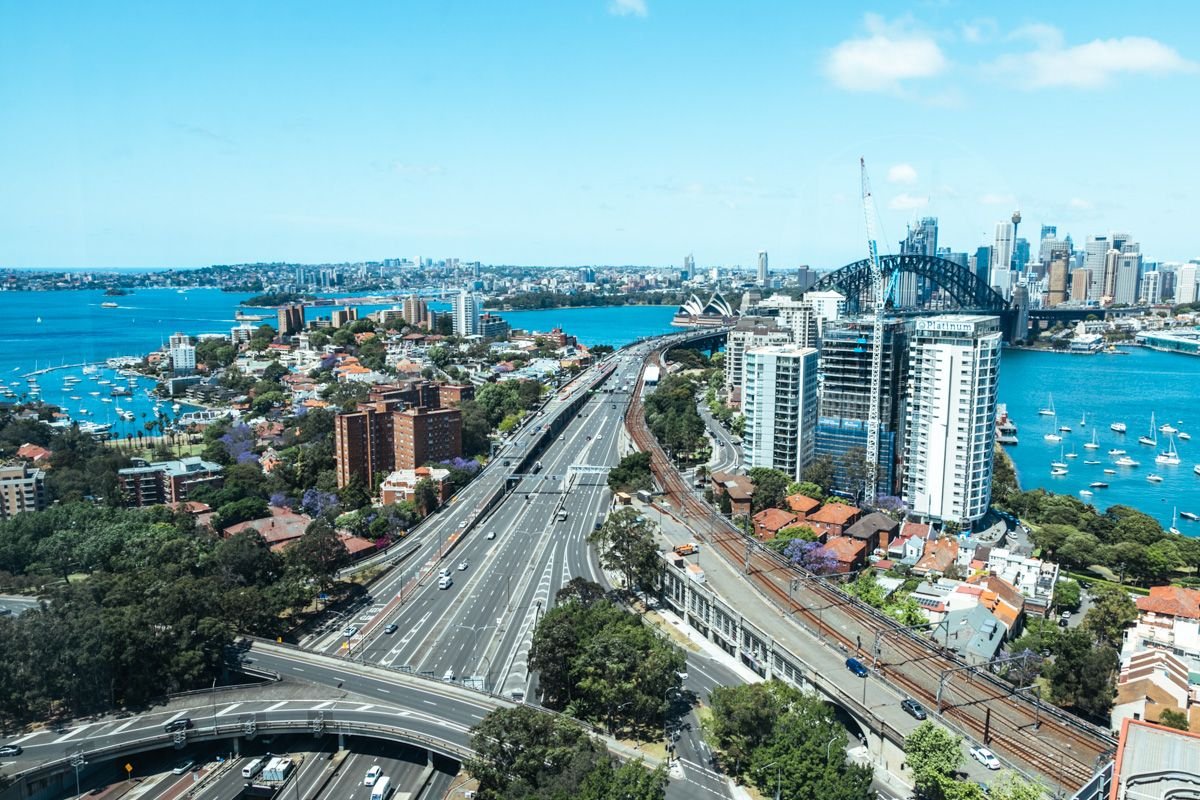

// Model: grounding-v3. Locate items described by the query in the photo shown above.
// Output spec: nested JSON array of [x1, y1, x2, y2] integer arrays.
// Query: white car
[[970, 746, 1001, 770], [172, 760, 195, 775], [486, 531, 496, 540], [457, 561, 468, 571], [364, 766, 383, 786], [342, 625, 359, 638]]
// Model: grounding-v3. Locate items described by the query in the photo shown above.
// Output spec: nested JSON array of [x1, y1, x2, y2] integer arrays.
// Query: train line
[[625, 348, 1115, 791]]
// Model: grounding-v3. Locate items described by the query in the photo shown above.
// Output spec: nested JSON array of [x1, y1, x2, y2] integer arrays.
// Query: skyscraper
[[1114, 250, 1142, 305], [1047, 255, 1070, 307], [1140, 271, 1163, 305], [743, 344, 819, 482], [990, 220, 1015, 299], [452, 289, 481, 336], [755, 295, 819, 348], [1177, 264, 1198, 304], [1084, 235, 1110, 302], [757, 251, 768, 286], [902, 315, 1001, 526], [723, 318, 792, 403], [899, 217, 938, 306], [815, 317, 910, 498], [973, 246, 992, 286]]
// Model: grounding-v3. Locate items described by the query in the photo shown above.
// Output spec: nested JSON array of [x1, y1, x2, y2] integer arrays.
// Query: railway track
[[626, 349, 1115, 791]]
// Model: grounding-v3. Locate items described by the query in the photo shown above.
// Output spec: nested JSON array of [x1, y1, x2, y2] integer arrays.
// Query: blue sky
[[2, 1, 1197, 269]]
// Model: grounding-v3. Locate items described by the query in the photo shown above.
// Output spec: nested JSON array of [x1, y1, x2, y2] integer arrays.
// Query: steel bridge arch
[[812, 253, 1010, 314]]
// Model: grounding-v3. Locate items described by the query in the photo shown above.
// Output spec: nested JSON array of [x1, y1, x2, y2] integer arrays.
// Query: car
[[438, 575, 453, 590], [970, 746, 1001, 770], [342, 625, 359, 638], [457, 561, 468, 571], [487, 531, 496, 539], [0, 745, 23, 757], [163, 718, 192, 733], [845, 657, 868, 677], [171, 760, 195, 775], [383, 623, 398, 635], [364, 766, 383, 786], [1058, 616, 1069, 627], [439, 567, 451, 578], [900, 699, 927, 720]]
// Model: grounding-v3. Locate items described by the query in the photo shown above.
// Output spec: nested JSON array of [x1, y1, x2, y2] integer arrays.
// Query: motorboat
[[1160, 423, 1179, 435], [1084, 460, 1101, 465], [1104, 469, 1118, 475], [1180, 432, 1192, 441], [1108, 449, 1126, 456], [1147, 474, 1164, 482], [1180, 511, 1200, 521], [1089, 482, 1109, 488], [1051, 467, 1068, 476], [1080, 490, 1093, 497], [1116, 456, 1139, 467], [1111, 422, 1127, 433], [1059, 425, 1073, 433]]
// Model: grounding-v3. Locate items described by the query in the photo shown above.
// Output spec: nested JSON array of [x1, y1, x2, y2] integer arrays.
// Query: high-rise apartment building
[[1140, 271, 1163, 305], [335, 401, 398, 488], [1084, 235, 1110, 302], [1070, 269, 1091, 303], [402, 295, 431, 328], [276, 304, 305, 336], [394, 407, 463, 471], [1047, 255, 1070, 307], [990, 221, 1015, 299], [1177, 264, 1199, 304], [331, 307, 358, 328], [815, 317, 910, 498], [169, 338, 196, 375], [802, 290, 846, 333], [723, 318, 791, 403], [757, 251, 769, 286], [743, 344, 818, 482], [453, 289, 481, 336], [755, 295, 819, 348], [902, 315, 1001, 525], [1114, 250, 1142, 306], [0, 463, 47, 519]]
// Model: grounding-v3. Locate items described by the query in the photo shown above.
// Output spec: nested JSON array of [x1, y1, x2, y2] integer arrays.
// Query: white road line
[[53, 724, 94, 743], [378, 688, 391, 694], [311, 701, 332, 710], [216, 703, 242, 716], [110, 718, 138, 735], [9, 731, 42, 745], [357, 704, 374, 712], [291, 667, 305, 672], [265, 701, 289, 712]]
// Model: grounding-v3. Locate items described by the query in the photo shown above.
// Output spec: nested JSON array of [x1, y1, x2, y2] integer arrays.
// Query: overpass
[[0, 641, 657, 800], [627, 334, 1117, 792]]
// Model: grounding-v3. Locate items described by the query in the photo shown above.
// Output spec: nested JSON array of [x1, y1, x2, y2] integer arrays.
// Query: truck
[[635, 489, 652, 504], [262, 757, 295, 782], [673, 543, 699, 557], [685, 563, 706, 584]]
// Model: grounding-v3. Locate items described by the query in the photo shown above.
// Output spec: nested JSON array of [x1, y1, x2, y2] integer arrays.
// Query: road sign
[[318, 593, 329, 601], [124, 763, 133, 774]]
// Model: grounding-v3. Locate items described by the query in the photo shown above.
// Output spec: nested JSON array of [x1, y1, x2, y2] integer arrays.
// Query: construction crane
[[859, 158, 885, 504]]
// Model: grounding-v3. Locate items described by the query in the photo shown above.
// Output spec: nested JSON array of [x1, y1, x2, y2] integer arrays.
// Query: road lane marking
[[265, 701, 288, 712], [53, 724, 94, 743], [311, 701, 333, 710], [216, 703, 242, 716], [110, 718, 138, 735]]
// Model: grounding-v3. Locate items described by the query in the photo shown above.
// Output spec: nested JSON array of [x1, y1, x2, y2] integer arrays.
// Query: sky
[[2, 1, 1198, 270]]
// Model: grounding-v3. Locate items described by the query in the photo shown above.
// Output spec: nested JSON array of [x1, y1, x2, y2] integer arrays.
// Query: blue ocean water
[[996, 348, 1200, 531], [496, 305, 677, 346]]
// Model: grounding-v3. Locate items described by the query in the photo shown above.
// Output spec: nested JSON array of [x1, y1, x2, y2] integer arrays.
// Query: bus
[[369, 777, 391, 800]]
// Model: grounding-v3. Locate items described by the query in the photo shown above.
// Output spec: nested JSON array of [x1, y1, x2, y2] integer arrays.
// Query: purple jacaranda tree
[[301, 488, 339, 517], [268, 492, 294, 509], [782, 539, 840, 575], [220, 422, 255, 462]]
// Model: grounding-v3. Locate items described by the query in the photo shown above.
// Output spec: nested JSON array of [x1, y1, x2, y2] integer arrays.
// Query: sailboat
[[1038, 394, 1056, 416], [1080, 411, 1087, 428], [1156, 434, 1181, 466], [1138, 413, 1158, 447], [1170, 508, 1181, 535], [1084, 430, 1100, 450], [1051, 446, 1069, 469]]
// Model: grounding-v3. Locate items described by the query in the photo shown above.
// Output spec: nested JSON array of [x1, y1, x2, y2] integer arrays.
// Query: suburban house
[[752, 508, 799, 540]]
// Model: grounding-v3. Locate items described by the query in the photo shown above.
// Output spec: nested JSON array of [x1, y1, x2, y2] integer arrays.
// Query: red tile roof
[[820, 536, 866, 564], [752, 508, 799, 534], [785, 493, 821, 514], [16, 443, 52, 462], [1136, 586, 1200, 620], [807, 503, 861, 526]]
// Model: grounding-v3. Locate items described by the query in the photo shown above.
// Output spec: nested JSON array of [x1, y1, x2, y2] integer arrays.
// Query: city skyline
[[2, 1, 1198, 269]]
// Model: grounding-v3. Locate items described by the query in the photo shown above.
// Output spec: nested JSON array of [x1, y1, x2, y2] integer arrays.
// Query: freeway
[[316, 352, 650, 703]]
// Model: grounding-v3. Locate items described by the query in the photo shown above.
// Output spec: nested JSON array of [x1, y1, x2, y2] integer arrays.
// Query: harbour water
[[5, 288, 1198, 529], [997, 348, 1200, 532]]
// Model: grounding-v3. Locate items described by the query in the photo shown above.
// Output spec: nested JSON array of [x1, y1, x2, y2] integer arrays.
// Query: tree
[[748, 467, 790, 513], [803, 454, 836, 493], [466, 706, 605, 799], [839, 447, 871, 499], [790, 481, 825, 501], [1083, 585, 1137, 646], [412, 478, 440, 517], [1044, 628, 1119, 720], [1052, 579, 1082, 612], [286, 518, 350, 589], [1160, 708, 1189, 731], [904, 722, 963, 800], [588, 508, 664, 594], [607, 452, 653, 494], [707, 682, 794, 774], [986, 772, 1048, 800]]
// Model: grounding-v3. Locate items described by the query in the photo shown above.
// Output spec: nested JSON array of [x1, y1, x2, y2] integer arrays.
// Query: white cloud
[[825, 14, 947, 91], [992, 27, 1197, 88], [979, 192, 1015, 206], [886, 163, 918, 184], [608, 0, 646, 17], [889, 193, 928, 210], [960, 19, 997, 45], [1068, 197, 1093, 210]]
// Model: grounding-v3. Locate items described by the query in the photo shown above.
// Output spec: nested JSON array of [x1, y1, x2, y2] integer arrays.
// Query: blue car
[[845, 657, 868, 677]]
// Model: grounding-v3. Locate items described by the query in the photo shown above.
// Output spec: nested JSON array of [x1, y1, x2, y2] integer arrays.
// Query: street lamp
[[662, 688, 678, 762], [70, 752, 87, 798], [825, 734, 841, 765], [757, 760, 781, 800]]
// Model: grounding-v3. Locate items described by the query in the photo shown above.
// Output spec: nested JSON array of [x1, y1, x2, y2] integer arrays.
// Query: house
[[1125, 586, 1200, 676], [784, 493, 821, 518], [223, 508, 313, 551], [380, 466, 453, 506], [912, 537, 959, 577], [887, 533, 926, 565], [937, 604, 1007, 666], [985, 547, 1059, 604], [710, 471, 755, 517], [819, 536, 866, 574], [1111, 720, 1200, 800], [752, 508, 799, 540], [1111, 650, 1197, 733], [16, 443, 52, 463], [805, 503, 862, 539], [843, 511, 898, 555]]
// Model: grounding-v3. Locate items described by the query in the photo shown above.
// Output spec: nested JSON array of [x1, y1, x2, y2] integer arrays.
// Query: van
[[845, 657, 868, 678], [370, 776, 391, 800], [241, 759, 264, 779], [556, 510, 568, 522], [438, 575, 453, 590]]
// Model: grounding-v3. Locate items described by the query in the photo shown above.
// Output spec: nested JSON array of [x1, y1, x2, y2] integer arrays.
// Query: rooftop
[[1136, 585, 1200, 620]]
